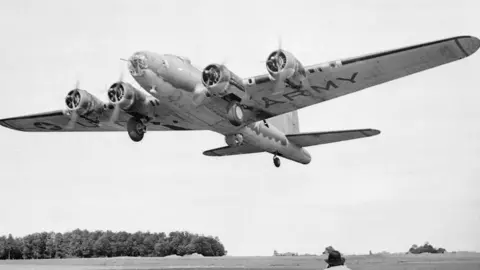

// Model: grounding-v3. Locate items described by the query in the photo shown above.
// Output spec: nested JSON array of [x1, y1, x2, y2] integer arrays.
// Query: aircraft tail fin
[[286, 129, 380, 148], [267, 110, 300, 134]]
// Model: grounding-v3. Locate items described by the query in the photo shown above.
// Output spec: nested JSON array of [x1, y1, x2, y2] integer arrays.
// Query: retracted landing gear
[[273, 154, 281, 168], [227, 102, 245, 126], [127, 117, 147, 142]]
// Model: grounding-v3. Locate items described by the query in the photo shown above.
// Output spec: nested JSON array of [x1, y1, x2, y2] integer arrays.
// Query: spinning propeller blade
[[65, 80, 82, 129]]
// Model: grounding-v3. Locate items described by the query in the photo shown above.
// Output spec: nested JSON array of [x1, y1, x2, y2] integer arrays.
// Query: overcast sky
[[0, 0, 479, 256]]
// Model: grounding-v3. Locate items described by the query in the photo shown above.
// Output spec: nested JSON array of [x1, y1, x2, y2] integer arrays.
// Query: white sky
[[0, 0, 479, 256]]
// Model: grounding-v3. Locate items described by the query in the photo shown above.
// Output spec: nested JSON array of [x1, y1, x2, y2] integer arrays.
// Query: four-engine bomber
[[3, 35, 477, 167]]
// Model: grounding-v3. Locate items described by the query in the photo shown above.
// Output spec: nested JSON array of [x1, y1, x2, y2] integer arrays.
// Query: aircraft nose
[[128, 52, 149, 76], [457, 36, 480, 56]]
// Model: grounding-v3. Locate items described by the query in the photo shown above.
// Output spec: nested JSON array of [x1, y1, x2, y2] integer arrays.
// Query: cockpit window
[[164, 54, 191, 64], [177, 56, 191, 64]]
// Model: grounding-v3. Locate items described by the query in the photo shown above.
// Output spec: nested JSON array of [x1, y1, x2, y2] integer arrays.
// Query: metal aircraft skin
[[1, 35, 479, 167]]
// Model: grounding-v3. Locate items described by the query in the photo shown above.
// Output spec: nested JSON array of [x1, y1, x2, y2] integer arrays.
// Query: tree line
[[409, 242, 446, 254], [0, 229, 227, 259]]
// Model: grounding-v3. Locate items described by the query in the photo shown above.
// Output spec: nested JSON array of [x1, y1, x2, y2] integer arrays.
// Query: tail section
[[267, 110, 300, 134]]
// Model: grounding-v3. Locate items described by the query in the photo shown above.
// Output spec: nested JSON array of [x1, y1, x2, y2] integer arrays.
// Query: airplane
[[0, 35, 479, 167]]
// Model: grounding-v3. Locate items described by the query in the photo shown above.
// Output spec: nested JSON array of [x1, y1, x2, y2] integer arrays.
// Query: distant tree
[[22, 234, 33, 259], [94, 234, 111, 257], [80, 232, 94, 258], [69, 229, 84, 258], [30, 232, 47, 259], [185, 243, 197, 254], [191, 236, 212, 256], [53, 233, 65, 258], [154, 241, 170, 257], [45, 232, 56, 259], [409, 242, 446, 254], [112, 231, 130, 256], [0, 236, 6, 259], [60, 232, 72, 258], [5, 234, 22, 259], [207, 236, 226, 256], [167, 231, 187, 255], [143, 234, 156, 256], [130, 231, 146, 256]]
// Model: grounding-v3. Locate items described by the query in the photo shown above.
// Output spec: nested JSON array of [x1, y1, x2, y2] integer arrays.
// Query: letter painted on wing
[[261, 72, 359, 108]]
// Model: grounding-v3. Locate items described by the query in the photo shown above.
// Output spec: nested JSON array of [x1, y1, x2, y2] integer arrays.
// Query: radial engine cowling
[[201, 64, 247, 99], [265, 50, 307, 87], [65, 89, 104, 116], [107, 82, 158, 117]]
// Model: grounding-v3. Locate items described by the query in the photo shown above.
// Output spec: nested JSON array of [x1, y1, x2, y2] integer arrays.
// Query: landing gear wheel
[[227, 102, 245, 126], [273, 156, 281, 168], [127, 117, 146, 142]]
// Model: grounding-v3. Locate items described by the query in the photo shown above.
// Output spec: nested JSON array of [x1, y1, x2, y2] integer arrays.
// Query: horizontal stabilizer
[[203, 144, 263, 157], [287, 129, 380, 148]]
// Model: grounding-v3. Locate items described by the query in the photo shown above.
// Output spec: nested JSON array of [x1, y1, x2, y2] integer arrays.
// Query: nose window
[[128, 54, 148, 75]]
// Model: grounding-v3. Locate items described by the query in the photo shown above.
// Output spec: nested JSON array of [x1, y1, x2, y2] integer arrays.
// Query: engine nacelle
[[265, 50, 307, 88], [107, 82, 158, 118], [201, 64, 247, 99], [65, 89, 105, 116], [225, 133, 244, 147]]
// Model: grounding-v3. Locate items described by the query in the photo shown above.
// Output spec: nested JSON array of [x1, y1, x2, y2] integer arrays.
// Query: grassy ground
[[0, 253, 479, 270]]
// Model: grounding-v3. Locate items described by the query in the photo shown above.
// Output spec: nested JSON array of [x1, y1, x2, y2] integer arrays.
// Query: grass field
[[0, 253, 479, 270]]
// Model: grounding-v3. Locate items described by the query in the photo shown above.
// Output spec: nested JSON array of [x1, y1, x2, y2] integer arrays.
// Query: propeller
[[105, 63, 128, 125], [269, 37, 288, 95], [262, 36, 287, 95], [261, 36, 283, 64], [274, 36, 283, 69], [203, 65, 221, 87], [118, 67, 126, 82], [65, 80, 82, 130], [220, 57, 229, 67], [107, 82, 125, 125]]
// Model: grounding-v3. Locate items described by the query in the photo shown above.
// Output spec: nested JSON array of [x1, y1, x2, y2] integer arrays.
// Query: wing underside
[[243, 35, 480, 122], [0, 110, 195, 132]]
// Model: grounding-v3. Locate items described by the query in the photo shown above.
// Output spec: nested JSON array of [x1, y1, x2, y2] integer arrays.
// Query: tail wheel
[[227, 102, 245, 126], [273, 156, 281, 168], [127, 117, 146, 142]]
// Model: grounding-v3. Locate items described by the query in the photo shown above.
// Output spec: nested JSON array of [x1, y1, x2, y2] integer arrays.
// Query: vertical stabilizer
[[267, 110, 300, 134]]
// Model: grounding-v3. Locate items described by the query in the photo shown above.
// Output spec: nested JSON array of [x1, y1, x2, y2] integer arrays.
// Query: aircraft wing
[[0, 109, 195, 132], [243, 35, 480, 122], [203, 144, 263, 157], [286, 129, 380, 148]]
